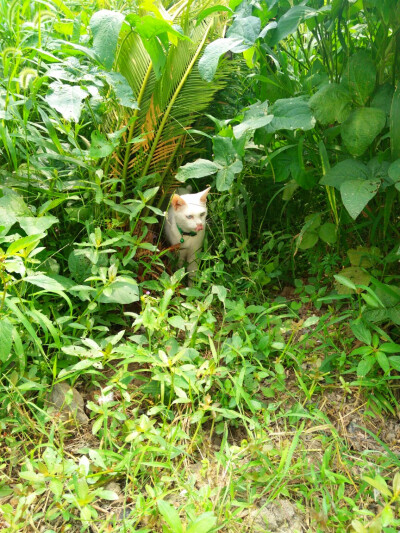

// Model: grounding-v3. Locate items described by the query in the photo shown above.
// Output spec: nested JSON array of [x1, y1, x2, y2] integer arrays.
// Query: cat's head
[[171, 187, 210, 233]]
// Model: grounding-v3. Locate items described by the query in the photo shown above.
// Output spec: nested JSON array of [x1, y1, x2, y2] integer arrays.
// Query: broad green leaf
[[391, 84, 400, 159], [393, 472, 400, 493], [363, 475, 392, 497], [157, 500, 183, 533], [372, 83, 394, 116], [98, 277, 139, 304], [233, 114, 273, 138], [376, 351, 390, 373], [351, 520, 368, 533], [0, 189, 30, 229], [320, 159, 370, 189], [340, 179, 380, 219], [226, 16, 261, 52], [298, 230, 318, 250], [176, 159, 221, 182], [334, 268, 371, 294], [196, 5, 232, 25], [17, 216, 58, 236], [347, 246, 380, 268], [0, 318, 13, 362], [304, 213, 321, 231], [89, 10, 125, 69], [6, 234, 43, 256], [213, 136, 238, 165], [96, 489, 119, 500], [102, 72, 138, 108], [265, 97, 315, 132], [380, 343, 400, 354], [309, 83, 352, 124], [49, 479, 63, 498], [269, 5, 325, 46], [341, 108, 386, 156], [168, 316, 186, 330], [388, 159, 400, 184], [389, 356, 400, 371], [187, 513, 217, 533], [45, 81, 88, 122], [350, 320, 372, 345], [318, 222, 337, 244], [199, 37, 242, 82], [23, 274, 66, 292], [212, 285, 227, 303], [89, 131, 116, 159], [125, 14, 189, 41], [343, 51, 376, 105], [216, 159, 243, 191], [357, 356, 375, 377]]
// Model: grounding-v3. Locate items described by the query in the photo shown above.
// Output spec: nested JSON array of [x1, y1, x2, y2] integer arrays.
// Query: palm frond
[[105, 1, 230, 200]]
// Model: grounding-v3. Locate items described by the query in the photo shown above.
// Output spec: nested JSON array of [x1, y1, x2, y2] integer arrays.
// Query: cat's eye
[[186, 215, 193, 219], [200, 212, 206, 217]]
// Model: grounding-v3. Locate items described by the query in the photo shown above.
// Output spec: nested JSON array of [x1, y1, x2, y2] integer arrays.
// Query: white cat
[[164, 187, 211, 281]]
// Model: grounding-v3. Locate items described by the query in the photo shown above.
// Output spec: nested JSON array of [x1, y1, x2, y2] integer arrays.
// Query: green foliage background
[[2, 0, 400, 531]]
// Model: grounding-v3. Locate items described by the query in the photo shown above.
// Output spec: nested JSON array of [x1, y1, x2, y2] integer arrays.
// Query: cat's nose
[[196, 224, 204, 231]]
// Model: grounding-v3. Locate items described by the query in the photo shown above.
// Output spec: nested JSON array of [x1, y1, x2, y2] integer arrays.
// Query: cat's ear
[[199, 187, 211, 203], [171, 194, 187, 210]]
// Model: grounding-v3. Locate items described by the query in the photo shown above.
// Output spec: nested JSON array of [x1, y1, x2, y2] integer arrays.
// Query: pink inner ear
[[199, 187, 211, 203], [171, 194, 186, 210]]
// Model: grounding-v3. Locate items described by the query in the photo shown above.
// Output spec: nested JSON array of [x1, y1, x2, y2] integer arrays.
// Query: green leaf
[[98, 277, 139, 304], [89, 131, 116, 159], [103, 72, 138, 108], [334, 268, 371, 294], [6, 234, 43, 256], [372, 83, 394, 116], [351, 520, 368, 533], [157, 500, 184, 533], [216, 159, 243, 191], [388, 158, 400, 190], [45, 81, 88, 122], [199, 37, 242, 82], [233, 101, 273, 137], [96, 489, 119, 500], [376, 351, 390, 373], [340, 178, 381, 220], [389, 356, 400, 371], [0, 318, 13, 363], [309, 83, 352, 124], [226, 16, 261, 52], [265, 97, 315, 132], [318, 222, 337, 244], [380, 343, 400, 354], [187, 513, 217, 533], [196, 5, 232, 25], [341, 108, 386, 156], [24, 274, 66, 292], [90, 10, 125, 69], [320, 159, 371, 190], [390, 84, 400, 159], [350, 320, 372, 345], [363, 475, 392, 497], [176, 159, 221, 182], [168, 316, 186, 330], [393, 472, 400, 493], [357, 356, 375, 377], [17, 215, 58, 236], [298, 230, 318, 250], [269, 5, 325, 45], [343, 51, 376, 106], [212, 284, 227, 303]]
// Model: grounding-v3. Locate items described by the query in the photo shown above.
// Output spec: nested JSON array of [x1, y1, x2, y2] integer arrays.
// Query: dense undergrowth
[[2, 0, 400, 531]]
